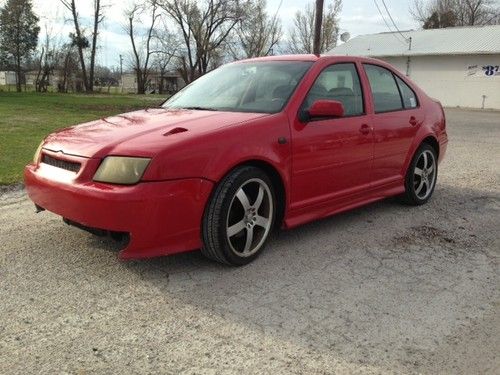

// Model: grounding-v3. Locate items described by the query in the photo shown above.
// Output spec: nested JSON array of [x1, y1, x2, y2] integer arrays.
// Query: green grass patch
[[0, 92, 165, 184]]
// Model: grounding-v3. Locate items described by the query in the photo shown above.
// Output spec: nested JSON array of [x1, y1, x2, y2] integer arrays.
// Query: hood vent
[[163, 127, 188, 136]]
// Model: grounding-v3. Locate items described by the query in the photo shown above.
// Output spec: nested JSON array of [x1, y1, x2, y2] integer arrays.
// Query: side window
[[303, 63, 364, 116], [364, 64, 403, 113], [395, 76, 418, 109]]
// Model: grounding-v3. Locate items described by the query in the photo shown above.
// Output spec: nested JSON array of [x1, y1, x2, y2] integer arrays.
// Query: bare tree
[[232, 0, 282, 58], [59, 0, 104, 92], [33, 26, 61, 92], [152, 21, 180, 94], [126, 1, 161, 94], [159, 0, 246, 83], [411, 0, 500, 28], [288, 0, 342, 54]]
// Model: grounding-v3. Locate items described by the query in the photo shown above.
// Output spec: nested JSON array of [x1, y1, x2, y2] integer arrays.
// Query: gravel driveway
[[1, 108, 499, 374]]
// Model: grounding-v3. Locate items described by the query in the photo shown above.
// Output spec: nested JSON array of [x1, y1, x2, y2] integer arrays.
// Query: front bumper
[[24, 161, 213, 259]]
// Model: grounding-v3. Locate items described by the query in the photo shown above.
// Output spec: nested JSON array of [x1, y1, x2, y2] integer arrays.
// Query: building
[[0, 71, 17, 86], [327, 25, 500, 109], [121, 71, 185, 94]]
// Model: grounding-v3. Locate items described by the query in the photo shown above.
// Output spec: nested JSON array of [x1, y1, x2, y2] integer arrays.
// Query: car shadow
[[106, 183, 499, 372]]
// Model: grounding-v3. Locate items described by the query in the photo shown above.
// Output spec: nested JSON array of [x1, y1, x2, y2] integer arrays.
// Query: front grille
[[41, 154, 81, 173]]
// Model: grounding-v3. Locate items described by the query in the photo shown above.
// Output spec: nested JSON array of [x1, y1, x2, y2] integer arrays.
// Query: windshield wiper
[[180, 106, 219, 111]]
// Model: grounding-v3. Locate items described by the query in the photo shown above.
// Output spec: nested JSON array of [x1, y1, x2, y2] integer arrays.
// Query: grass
[[0, 92, 165, 185]]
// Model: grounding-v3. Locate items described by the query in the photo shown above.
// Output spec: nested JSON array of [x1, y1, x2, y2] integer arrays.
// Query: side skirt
[[284, 180, 405, 229]]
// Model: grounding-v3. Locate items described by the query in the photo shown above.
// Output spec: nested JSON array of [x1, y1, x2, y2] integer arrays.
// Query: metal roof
[[326, 25, 500, 57]]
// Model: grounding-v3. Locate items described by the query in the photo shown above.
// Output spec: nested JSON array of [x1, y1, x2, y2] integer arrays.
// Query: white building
[[327, 25, 500, 110], [0, 71, 17, 86]]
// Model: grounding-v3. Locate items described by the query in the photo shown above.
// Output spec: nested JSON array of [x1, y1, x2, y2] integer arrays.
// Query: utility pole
[[313, 0, 324, 55]]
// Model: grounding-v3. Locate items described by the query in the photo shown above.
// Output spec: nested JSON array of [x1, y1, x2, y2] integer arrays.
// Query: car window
[[395, 75, 418, 109], [302, 63, 364, 116], [364, 64, 403, 113]]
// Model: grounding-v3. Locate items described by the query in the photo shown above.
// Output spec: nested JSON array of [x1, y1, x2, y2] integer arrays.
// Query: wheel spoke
[[415, 179, 425, 194], [255, 215, 269, 228], [227, 220, 245, 237], [422, 152, 428, 168], [243, 227, 254, 253], [427, 164, 434, 174], [236, 188, 251, 210], [253, 185, 264, 210], [414, 167, 423, 176]]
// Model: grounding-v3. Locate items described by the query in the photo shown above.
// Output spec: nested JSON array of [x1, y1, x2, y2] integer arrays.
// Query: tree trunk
[[15, 54, 22, 92], [69, 0, 89, 92], [89, 0, 101, 92]]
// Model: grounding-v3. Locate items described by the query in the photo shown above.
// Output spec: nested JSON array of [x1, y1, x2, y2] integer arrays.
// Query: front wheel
[[401, 143, 438, 205], [202, 166, 275, 266]]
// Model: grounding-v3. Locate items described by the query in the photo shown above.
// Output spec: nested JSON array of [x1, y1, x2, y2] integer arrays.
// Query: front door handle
[[359, 124, 371, 135], [409, 116, 418, 126]]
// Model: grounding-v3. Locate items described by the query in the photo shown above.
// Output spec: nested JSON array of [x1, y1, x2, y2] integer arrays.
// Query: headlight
[[93, 156, 151, 185], [33, 141, 44, 164]]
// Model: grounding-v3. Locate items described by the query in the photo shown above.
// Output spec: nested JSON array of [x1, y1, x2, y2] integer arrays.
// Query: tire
[[401, 143, 438, 205], [202, 166, 276, 266]]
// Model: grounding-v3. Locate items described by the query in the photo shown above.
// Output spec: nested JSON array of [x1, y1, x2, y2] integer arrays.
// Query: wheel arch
[[421, 135, 440, 158]]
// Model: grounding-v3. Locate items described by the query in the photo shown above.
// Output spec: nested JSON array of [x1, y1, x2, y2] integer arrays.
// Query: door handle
[[359, 124, 371, 135], [409, 116, 418, 126]]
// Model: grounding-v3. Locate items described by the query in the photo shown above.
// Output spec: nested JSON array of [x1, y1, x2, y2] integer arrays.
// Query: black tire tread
[[401, 143, 438, 206], [201, 166, 261, 265]]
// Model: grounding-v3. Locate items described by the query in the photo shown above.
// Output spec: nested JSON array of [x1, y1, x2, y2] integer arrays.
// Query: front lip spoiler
[[63, 217, 129, 242]]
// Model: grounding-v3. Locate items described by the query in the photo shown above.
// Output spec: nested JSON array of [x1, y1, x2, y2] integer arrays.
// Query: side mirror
[[300, 100, 345, 122], [309, 99, 345, 118]]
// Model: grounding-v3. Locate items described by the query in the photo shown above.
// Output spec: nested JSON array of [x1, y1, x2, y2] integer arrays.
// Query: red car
[[25, 55, 447, 265]]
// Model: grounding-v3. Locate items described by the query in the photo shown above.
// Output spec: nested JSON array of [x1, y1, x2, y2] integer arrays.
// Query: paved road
[[1, 108, 499, 374]]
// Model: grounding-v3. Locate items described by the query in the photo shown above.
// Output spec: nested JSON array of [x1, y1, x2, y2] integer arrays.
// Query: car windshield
[[162, 61, 313, 114]]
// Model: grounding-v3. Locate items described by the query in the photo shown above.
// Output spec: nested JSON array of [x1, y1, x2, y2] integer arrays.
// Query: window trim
[[299, 62, 367, 121], [362, 63, 420, 114], [394, 74, 420, 110]]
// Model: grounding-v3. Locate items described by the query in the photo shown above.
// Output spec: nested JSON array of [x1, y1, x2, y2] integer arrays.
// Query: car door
[[290, 62, 374, 210], [363, 64, 422, 186]]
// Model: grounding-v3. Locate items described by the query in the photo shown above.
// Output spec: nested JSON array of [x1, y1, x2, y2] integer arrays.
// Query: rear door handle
[[409, 116, 418, 126], [359, 124, 371, 135]]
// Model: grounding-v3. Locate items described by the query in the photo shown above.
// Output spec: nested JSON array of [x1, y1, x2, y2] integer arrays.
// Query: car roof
[[236, 54, 386, 65]]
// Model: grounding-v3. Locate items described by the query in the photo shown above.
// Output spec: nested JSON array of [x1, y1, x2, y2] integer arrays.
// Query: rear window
[[364, 64, 403, 113], [395, 76, 418, 109]]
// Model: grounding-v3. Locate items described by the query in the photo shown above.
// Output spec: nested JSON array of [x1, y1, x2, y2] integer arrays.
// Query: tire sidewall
[[405, 144, 438, 205], [206, 167, 276, 266]]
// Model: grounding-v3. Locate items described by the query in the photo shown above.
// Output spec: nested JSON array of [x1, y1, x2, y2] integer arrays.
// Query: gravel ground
[[1, 108, 499, 374]]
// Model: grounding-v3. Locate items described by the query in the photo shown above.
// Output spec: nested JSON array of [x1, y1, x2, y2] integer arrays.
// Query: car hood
[[42, 108, 268, 158]]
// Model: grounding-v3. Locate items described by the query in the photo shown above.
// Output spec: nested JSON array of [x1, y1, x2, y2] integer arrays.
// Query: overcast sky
[[25, 0, 419, 68]]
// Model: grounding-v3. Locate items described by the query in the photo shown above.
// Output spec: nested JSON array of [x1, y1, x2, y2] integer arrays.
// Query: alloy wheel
[[226, 178, 273, 257], [413, 149, 436, 200]]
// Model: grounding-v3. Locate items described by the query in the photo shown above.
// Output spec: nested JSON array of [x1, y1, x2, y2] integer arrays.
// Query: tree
[[126, 1, 161, 95], [232, 0, 282, 58], [160, 0, 246, 83], [288, 0, 342, 54], [411, 0, 500, 28], [0, 0, 40, 92], [59, 0, 105, 92]]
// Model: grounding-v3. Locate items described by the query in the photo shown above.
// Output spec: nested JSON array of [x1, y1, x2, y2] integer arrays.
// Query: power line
[[380, 0, 410, 42], [372, 0, 406, 45]]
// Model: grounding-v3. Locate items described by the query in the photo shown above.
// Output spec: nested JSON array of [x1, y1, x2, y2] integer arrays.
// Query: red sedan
[[25, 55, 448, 265]]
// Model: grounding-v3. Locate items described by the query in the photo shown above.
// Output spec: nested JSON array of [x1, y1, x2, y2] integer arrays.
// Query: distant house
[[327, 25, 500, 109], [0, 71, 17, 86], [121, 71, 185, 94]]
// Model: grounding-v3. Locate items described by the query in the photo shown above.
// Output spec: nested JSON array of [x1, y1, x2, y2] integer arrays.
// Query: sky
[[24, 0, 419, 68]]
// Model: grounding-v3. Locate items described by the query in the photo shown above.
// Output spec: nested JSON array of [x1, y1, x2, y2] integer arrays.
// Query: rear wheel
[[202, 166, 275, 266], [401, 143, 438, 205]]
